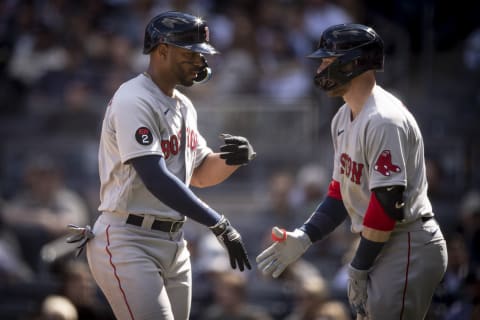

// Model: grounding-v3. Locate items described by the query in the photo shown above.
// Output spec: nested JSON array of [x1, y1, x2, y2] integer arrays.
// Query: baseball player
[[67, 11, 255, 320], [256, 24, 448, 319]]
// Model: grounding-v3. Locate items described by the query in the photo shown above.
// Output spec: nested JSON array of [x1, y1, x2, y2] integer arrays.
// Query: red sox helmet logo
[[374, 150, 401, 176]]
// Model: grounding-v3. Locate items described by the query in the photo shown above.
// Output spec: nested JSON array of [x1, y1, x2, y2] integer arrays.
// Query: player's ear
[[155, 44, 169, 59]]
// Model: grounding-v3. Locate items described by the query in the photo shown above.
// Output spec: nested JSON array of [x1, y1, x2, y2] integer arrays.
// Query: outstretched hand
[[256, 227, 311, 278]]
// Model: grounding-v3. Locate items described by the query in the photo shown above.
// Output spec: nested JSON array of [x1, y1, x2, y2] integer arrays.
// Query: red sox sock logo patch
[[374, 150, 401, 176]]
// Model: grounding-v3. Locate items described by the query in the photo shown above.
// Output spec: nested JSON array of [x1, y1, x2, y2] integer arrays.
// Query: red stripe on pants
[[399, 232, 411, 319], [105, 224, 135, 320]]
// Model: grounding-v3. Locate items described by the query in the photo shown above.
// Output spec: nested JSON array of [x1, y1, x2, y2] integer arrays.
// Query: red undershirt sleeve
[[327, 180, 342, 200], [363, 192, 396, 231]]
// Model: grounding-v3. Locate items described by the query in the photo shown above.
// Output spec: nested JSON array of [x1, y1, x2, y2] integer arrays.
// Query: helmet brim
[[179, 42, 219, 55], [307, 48, 342, 59]]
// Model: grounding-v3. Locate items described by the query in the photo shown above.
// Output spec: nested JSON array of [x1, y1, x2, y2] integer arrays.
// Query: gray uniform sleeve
[[111, 93, 163, 163], [193, 132, 213, 168], [365, 121, 407, 190]]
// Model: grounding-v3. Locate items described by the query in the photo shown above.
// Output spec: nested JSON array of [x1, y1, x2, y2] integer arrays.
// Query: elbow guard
[[372, 186, 405, 221]]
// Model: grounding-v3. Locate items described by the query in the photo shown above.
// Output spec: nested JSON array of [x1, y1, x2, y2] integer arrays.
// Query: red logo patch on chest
[[374, 150, 401, 176]]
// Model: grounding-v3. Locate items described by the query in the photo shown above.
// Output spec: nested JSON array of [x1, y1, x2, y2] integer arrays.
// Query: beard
[[175, 62, 198, 87], [179, 78, 195, 87]]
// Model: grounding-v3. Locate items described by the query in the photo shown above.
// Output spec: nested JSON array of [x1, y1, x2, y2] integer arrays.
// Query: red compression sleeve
[[363, 192, 396, 231], [327, 180, 342, 200]]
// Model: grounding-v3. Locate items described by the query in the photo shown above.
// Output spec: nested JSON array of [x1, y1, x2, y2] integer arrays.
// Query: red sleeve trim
[[363, 192, 396, 231], [327, 180, 342, 200]]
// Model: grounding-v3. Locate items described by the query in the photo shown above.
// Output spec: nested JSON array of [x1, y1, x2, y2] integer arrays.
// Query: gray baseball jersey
[[331, 85, 432, 233], [98, 73, 212, 219], [330, 84, 447, 319], [87, 73, 212, 320]]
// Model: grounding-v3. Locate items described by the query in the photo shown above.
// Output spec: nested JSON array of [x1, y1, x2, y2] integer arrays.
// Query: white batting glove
[[256, 227, 312, 278], [347, 264, 369, 317], [66, 224, 94, 257]]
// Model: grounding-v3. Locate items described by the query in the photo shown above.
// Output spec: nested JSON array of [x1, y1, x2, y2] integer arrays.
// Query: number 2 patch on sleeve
[[135, 127, 153, 145]]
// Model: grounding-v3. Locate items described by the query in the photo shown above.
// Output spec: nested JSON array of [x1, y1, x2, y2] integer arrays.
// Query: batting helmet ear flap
[[194, 66, 212, 84], [193, 57, 212, 84]]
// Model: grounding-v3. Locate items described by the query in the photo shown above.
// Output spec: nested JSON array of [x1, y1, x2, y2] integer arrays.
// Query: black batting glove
[[219, 133, 256, 166], [209, 216, 251, 271]]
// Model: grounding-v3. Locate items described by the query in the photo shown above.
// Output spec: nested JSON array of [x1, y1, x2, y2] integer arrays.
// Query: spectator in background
[[2, 154, 90, 272], [435, 233, 472, 318], [314, 300, 351, 320], [458, 190, 480, 268], [58, 260, 114, 320], [425, 157, 446, 199], [445, 266, 480, 320], [425, 156, 458, 236], [283, 260, 330, 320], [0, 200, 34, 284], [36, 295, 78, 320], [45, 80, 102, 139], [463, 27, 480, 73], [291, 163, 328, 217], [202, 7, 259, 96], [190, 231, 232, 320], [7, 23, 69, 87], [330, 236, 360, 300], [257, 28, 311, 104], [201, 270, 273, 320], [245, 170, 298, 255], [290, 163, 353, 278], [302, 0, 352, 44], [96, 33, 138, 98]]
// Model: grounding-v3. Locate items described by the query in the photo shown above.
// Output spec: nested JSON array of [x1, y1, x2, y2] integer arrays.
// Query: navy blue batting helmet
[[143, 11, 218, 55], [308, 23, 384, 90]]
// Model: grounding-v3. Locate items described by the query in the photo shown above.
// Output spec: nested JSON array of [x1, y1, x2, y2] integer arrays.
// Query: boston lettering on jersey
[[161, 127, 198, 159], [340, 153, 364, 185], [340, 150, 402, 185]]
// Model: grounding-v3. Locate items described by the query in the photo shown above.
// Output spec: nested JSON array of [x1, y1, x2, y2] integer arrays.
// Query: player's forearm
[[362, 226, 391, 242], [351, 228, 391, 270], [300, 196, 348, 242], [131, 155, 222, 226], [191, 153, 238, 188], [351, 187, 399, 269], [299, 180, 348, 242]]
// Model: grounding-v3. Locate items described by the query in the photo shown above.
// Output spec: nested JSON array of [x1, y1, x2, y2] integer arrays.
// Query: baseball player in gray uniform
[[67, 11, 255, 320], [256, 24, 448, 319]]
